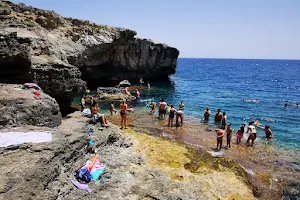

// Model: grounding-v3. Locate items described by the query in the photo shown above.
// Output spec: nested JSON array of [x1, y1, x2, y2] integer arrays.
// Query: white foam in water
[[207, 149, 225, 157], [0, 132, 52, 147]]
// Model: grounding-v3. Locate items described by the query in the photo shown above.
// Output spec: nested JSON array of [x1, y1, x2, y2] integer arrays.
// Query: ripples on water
[[138, 58, 300, 149]]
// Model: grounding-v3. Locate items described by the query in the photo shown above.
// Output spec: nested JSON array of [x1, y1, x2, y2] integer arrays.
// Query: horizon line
[[178, 57, 300, 61]]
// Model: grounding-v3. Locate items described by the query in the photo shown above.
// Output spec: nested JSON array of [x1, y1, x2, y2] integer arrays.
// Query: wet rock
[[283, 183, 300, 199], [119, 80, 131, 87]]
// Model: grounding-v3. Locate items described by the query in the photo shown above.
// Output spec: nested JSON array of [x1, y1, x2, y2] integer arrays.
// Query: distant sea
[[139, 58, 300, 149]]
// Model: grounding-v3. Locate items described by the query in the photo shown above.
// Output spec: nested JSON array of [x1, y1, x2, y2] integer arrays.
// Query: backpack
[[76, 167, 92, 183]]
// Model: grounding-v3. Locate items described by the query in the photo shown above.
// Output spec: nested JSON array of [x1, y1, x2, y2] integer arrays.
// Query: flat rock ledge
[[0, 84, 61, 128]]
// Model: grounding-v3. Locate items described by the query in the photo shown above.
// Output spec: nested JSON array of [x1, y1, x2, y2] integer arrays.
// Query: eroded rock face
[[0, 1, 179, 113], [0, 84, 61, 128]]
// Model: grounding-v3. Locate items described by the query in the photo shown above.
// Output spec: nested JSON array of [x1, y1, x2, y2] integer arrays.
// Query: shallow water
[[132, 58, 300, 149]]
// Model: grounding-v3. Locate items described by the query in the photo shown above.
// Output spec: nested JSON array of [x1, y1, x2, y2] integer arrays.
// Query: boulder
[[118, 80, 131, 87], [0, 84, 61, 128]]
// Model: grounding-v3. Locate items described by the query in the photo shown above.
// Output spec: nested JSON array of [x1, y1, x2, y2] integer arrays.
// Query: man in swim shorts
[[203, 107, 211, 122], [215, 129, 225, 151], [159, 98, 167, 119], [120, 99, 128, 129], [214, 108, 223, 126]]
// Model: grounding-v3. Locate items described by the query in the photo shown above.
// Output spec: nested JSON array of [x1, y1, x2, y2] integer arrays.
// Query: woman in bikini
[[120, 99, 128, 129]]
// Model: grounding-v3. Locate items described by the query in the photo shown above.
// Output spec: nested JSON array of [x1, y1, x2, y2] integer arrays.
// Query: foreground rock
[[0, 112, 255, 200], [0, 84, 61, 128], [0, 1, 179, 113]]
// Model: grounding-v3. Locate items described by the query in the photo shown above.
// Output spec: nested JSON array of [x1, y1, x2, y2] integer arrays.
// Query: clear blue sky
[[11, 0, 300, 59]]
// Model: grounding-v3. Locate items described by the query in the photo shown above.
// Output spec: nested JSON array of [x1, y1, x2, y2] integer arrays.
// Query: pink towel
[[81, 160, 103, 173]]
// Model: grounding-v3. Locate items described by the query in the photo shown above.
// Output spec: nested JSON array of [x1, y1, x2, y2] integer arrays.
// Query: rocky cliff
[[0, 1, 179, 114]]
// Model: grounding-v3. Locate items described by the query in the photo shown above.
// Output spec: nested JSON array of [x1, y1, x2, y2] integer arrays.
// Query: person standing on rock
[[226, 123, 233, 148], [80, 95, 85, 112], [215, 129, 225, 151], [120, 99, 128, 129], [135, 89, 141, 101], [147, 82, 151, 89]]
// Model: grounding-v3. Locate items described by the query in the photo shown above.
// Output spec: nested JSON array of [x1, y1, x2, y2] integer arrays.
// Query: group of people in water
[[80, 80, 273, 151], [207, 107, 273, 151]]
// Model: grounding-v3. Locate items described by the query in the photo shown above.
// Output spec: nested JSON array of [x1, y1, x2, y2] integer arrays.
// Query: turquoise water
[[139, 58, 300, 149]]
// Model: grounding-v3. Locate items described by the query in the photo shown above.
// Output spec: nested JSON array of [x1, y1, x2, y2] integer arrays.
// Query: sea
[[75, 58, 300, 150], [138, 58, 300, 149]]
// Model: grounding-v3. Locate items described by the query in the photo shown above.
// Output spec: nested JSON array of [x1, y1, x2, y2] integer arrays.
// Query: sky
[[10, 0, 300, 59]]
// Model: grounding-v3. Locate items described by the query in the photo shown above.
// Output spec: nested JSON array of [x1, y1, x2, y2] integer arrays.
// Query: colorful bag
[[76, 167, 92, 183]]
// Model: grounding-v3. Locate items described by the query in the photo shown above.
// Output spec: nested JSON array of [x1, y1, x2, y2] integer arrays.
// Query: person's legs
[[219, 138, 223, 150], [217, 139, 220, 150], [246, 135, 251, 144], [180, 115, 184, 124], [168, 116, 171, 126], [228, 136, 231, 148], [120, 114, 124, 128], [171, 117, 174, 126], [124, 114, 127, 128], [176, 115, 179, 125]]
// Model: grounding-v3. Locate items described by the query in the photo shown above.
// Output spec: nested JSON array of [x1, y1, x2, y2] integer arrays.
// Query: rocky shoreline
[[0, 111, 257, 200], [0, 0, 179, 114]]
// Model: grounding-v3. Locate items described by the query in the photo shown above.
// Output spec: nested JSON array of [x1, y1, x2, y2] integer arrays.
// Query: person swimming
[[179, 101, 184, 110], [243, 99, 259, 103]]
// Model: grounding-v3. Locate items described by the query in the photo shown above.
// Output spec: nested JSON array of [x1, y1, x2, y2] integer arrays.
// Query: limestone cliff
[[0, 1, 179, 113]]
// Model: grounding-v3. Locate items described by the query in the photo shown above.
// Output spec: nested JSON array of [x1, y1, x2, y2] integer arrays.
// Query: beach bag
[[76, 167, 92, 183]]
